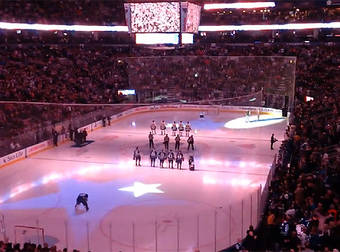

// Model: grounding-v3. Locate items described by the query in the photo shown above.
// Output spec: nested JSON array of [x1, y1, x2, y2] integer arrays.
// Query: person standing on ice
[[245, 110, 251, 123], [75, 193, 89, 211], [178, 121, 184, 136], [187, 135, 194, 151], [168, 150, 175, 168], [176, 151, 184, 169], [148, 132, 154, 149], [175, 134, 181, 150], [188, 156, 195, 171], [133, 147, 141, 166], [158, 149, 167, 168], [163, 134, 169, 150], [171, 121, 177, 136], [185, 121, 191, 137], [150, 149, 157, 167], [270, 133, 278, 150], [160, 120, 166, 135], [150, 120, 156, 135]]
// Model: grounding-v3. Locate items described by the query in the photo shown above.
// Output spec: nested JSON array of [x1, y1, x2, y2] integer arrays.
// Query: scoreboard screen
[[130, 2, 180, 33], [185, 2, 201, 33], [124, 1, 201, 44]]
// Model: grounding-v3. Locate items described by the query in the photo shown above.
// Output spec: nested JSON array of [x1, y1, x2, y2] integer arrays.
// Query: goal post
[[14, 225, 45, 245]]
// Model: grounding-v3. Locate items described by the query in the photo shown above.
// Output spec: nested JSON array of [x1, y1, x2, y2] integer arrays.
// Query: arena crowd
[[0, 1, 339, 251], [0, 240, 79, 252]]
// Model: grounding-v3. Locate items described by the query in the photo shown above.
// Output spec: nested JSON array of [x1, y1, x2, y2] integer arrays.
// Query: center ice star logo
[[118, 182, 164, 197]]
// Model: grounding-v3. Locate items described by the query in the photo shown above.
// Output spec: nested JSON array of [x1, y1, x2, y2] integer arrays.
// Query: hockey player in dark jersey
[[148, 132, 154, 149], [75, 193, 89, 211], [176, 151, 184, 169], [163, 134, 169, 150], [150, 149, 157, 167], [187, 135, 194, 151], [133, 147, 141, 166], [175, 134, 181, 150], [168, 150, 175, 169], [158, 149, 167, 168]]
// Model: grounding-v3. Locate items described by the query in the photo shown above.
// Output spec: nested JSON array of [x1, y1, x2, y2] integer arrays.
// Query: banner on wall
[[26, 140, 52, 157], [1, 149, 25, 167]]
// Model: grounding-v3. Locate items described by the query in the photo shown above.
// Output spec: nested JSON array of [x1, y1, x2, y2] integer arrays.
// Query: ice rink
[[0, 109, 287, 252]]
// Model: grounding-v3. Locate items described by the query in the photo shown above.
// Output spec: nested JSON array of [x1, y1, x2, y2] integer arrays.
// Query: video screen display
[[135, 33, 179, 44], [185, 3, 201, 33], [130, 2, 180, 33]]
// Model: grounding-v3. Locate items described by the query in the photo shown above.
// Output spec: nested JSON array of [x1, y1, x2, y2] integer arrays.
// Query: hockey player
[[75, 193, 89, 211], [160, 120, 166, 135], [148, 132, 154, 149], [188, 156, 195, 171], [168, 150, 175, 169], [82, 129, 87, 143], [163, 134, 169, 150], [133, 147, 141, 166], [171, 121, 177, 136], [176, 151, 184, 169], [175, 134, 181, 150], [187, 135, 194, 151], [270, 133, 278, 150], [150, 120, 156, 135], [52, 128, 59, 146], [245, 110, 251, 123], [158, 149, 167, 168], [150, 149, 157, 167], [178, 121, 184, 136], [74, 129, 81, 147], [185, 121, 191, 137]]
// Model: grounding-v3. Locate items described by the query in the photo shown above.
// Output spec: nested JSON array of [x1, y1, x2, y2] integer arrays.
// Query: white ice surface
[[0, 110, 287, 252]]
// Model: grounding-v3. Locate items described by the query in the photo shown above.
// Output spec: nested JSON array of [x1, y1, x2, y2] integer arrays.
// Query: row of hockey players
[[148, 132, 194, 151], [151, 120, 191, 136], [133, 147, 195, 170]]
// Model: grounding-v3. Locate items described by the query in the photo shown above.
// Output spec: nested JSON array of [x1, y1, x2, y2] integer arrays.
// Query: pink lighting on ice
[[203, 175, 258, 188]]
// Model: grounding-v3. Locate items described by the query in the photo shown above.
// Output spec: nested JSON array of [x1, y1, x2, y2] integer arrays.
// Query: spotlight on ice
[[131, 121, 136, 127], [224, 114, 286, 129]]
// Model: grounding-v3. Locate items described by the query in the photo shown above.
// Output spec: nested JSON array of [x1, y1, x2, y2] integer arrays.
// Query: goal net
[[14, 225, 45, 245]]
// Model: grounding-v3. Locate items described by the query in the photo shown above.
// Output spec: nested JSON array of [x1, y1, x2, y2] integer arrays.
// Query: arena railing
[[0, 188, 262, 251]]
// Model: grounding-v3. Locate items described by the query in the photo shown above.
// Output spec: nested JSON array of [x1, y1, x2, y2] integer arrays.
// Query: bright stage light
[[0, 21, 339, 34], [204, 2, 275, 10], [118, 182, 164, 197], [199, 22, 340, 32], [0, 22, 128, 32], [224, 115, 285, 129], [136, 33, 179, 45]]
